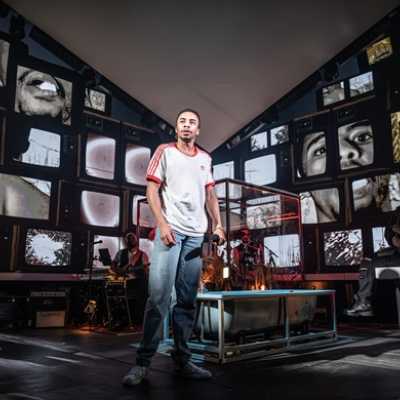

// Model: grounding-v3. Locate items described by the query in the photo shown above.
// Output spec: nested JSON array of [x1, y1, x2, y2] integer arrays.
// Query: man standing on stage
[[122, 109, 225, 386]]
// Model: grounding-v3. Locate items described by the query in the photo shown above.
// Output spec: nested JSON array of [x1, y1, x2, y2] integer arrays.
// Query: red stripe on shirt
[[146, 144, 169, 177], [146, 175, 162, 184]]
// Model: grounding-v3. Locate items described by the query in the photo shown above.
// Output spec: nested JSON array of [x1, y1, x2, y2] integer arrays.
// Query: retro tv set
[[350, 172, 400, 221], [19, 227, 82, 273], [246, 195, 282, 230], [0, 170, 55, 223], [270, 124, 290, 147], [300, 183, 344, 225], [131, 194, 156, 230], [366, 37, 393, 66], [213, 160, 235, 198], [84, 87, 111, 116], [9, 55, 82, 128], [244, 154, 276, 186], [250, 130, 268, 152], [334, 98, 389, 175], [320, 81, 345, 108], [123, 141, 151, 187], [348, 71, 374, 99], [92, 234, 124, 267], [263, 233, 301, 271], [321, 228, 364, 272], [80, 131, 120, 183], [4, 114, 76, 177], [293, 111, 333, 184]]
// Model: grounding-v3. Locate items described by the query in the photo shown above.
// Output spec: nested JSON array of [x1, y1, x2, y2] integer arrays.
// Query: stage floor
[[0, 324, 399, 400]]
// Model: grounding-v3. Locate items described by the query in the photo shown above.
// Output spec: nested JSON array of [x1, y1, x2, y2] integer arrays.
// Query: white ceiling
[[5, 0, 400, 151]]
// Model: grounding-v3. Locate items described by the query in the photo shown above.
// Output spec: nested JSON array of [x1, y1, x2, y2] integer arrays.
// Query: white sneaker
[[122, 366, 148, 386]]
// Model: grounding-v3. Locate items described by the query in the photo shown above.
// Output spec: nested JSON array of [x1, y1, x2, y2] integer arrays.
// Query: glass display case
[[210, 178, 302, 290]]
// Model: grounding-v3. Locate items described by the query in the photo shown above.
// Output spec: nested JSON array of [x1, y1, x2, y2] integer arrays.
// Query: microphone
[[92, 240, 103, 245], [204, 234, 222, 243]]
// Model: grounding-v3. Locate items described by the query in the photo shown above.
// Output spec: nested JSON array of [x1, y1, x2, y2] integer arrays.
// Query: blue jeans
[[136, 229, 203, 367]]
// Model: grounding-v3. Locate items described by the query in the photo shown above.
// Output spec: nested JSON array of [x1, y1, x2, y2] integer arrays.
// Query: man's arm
[[205, 186, 226, 244], [146, 181, 176, 245]]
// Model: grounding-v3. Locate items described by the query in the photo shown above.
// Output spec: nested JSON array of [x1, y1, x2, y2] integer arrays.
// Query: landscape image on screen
[[270, 125, 289, 146], [0, 39, 10, 87], [85, 133, 116, 180], [85, 88, 106, 112], [246, 195, 281, 229], [367, 37, 393, 65], [14, 128, 60, 168], [372, 226, 390, 253], [80, 190, 120, 227], [250, 131, 268, 152], [244, 154, 276, 186], [132, 195, 156, 228], [352, 173, 400, 213], [15, 66, 73, 125], [300, 188, 339, 224], [349, 72, 374, 98], [391, 112, 400, 163], [125, 144, 151, 186], [324, 229, 363, 266], [0, 173, 51, 220], [263, 234, 300, 268], [322, 82, 345, 106], [25, 228, 72, 266]]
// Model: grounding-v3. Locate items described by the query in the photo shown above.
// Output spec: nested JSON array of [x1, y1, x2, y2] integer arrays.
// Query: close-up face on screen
[[263, 234, 300, 268], [85, 133, 116, 180], [85, 89, 106, 112], [25, 228, 72, 266], [300, 188, 339, 224], [322, 82, 345, 106], [338, 120, 374, 171], [270, 125, 289, 146], [349, 72, 374, 98], [132, 195, 156, 228], [15, 66, 73, 125], [324, 229, 363, 266], [0, 173, 51, 220], [14, 128, 60, 168], [80, 190, 120, 227], [244, 154, 276, 186], [0, 39, 10, 87], [301, 131, 327, 177], [125, 144, 151, 186]]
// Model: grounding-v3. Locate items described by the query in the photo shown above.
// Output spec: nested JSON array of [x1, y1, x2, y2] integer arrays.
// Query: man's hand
[[159, 223, 176, 246], [213, 225, 226, 246]]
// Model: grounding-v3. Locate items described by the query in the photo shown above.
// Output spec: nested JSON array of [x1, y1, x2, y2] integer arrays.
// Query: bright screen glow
[[244, 154, 276, 186], [300, 188, 339, 224], [250, 131, 268, 152], [322, 82, 345, 106], [132, 195, 156, 228], [85, 88, 106, 112], [125, 144, 151, 186], [372, 226, 390, 253], [270, 125, 289, 146], [349, 72, 374, 98], [246, 195, 281, 229], [0, 173, 51, 220], [324, 229, 363, 266], [80, 190, 120, 227], [85, 133, 116, 180], [263, 234, 300, 267], [25, 228, 72, 266], [367, 37, 393, 65], [93, 235, 123, 265]]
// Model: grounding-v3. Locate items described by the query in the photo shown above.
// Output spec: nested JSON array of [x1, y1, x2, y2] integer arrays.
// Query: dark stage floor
[[0, 324, 400, 400]]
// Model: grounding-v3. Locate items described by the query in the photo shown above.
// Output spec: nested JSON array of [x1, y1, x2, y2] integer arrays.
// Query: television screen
[[270, 125, 289, 146], [85, 133, 116, 180], [0, 173, 51, 220], [299, 131, 327, 177], [80, 190, 120, 227], [85, 88, 107, 113], [367, 37, 393, 65], [139, 238, 154, 261], [349, 72, 374, 98], [250, 131, 268, 152], [246, 195, 281, 229], [352, 173, 400, 213], [244, 154, 276, 185], [322, 82, 345, 106], [338, 120, 374, 171], [132, 195, 156, 228], [372, 226, 390, 253], [93, 235, 123, 265], [213, 161, 236, 198], [391, 112, 400, 163], [25, 228, 72, 267], [13, 127, 61, 168], [323, 229, 363, 266], [14, 66, 73, 125], [0, 39, 10, 87], [125, 144, 151, 186], [300, 188, 339, 224], [263, 234, 300, 268]]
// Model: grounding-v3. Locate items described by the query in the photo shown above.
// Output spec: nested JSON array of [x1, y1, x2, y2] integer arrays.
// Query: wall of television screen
[[0, 23, 163, 274], [212, 30, 400, 272]]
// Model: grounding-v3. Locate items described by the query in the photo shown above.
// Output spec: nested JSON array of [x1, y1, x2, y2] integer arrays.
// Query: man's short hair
[[176, 108, 201, 128], [123, 230, 137, 239]]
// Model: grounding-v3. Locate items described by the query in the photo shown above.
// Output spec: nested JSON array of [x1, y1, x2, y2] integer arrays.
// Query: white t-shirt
[[146, 143, 215, 236]]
